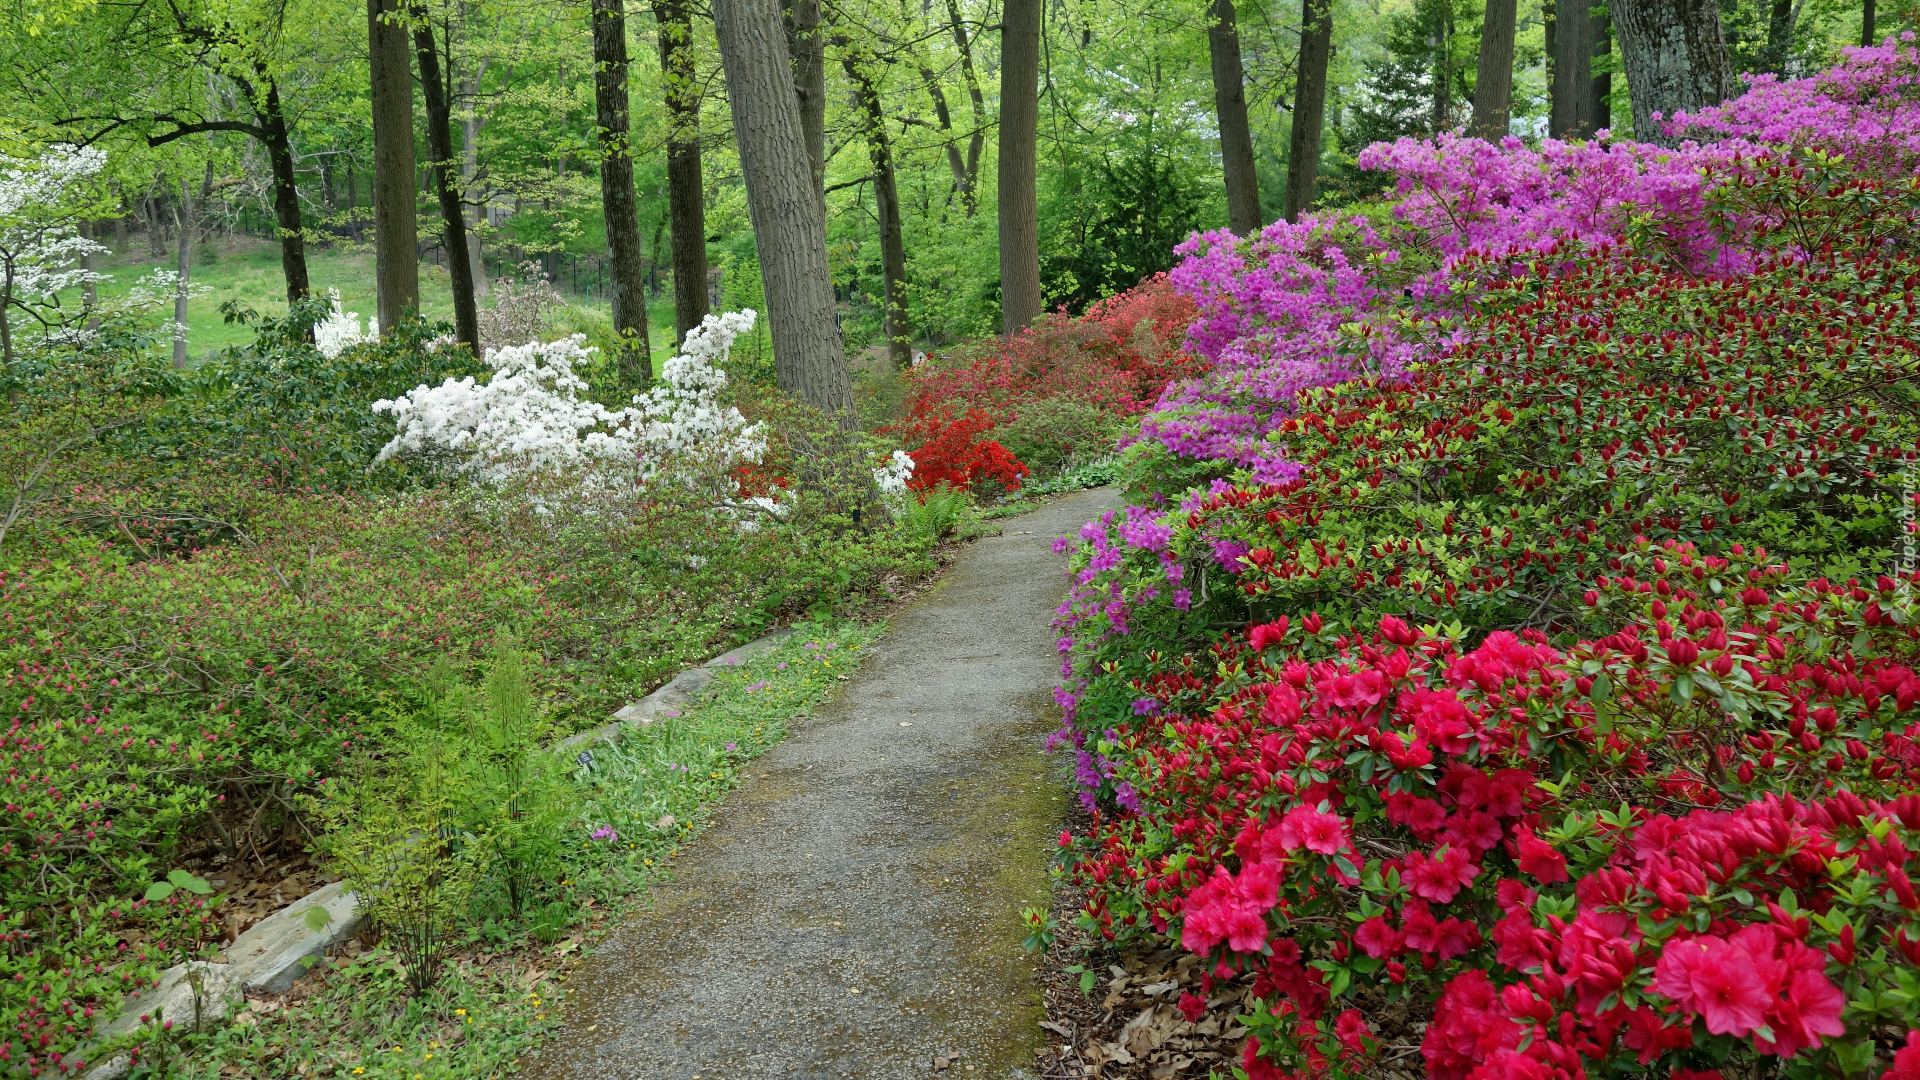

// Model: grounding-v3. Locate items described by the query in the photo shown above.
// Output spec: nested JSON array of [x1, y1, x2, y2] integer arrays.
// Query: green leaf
[[1591, 672, 1612, 702], [168, 869, 213, 895], [303, 906, 334, 933], [1671, 672, 1695, 704], [1327, 967, 1353, 997], [144, 881, 175, 902]]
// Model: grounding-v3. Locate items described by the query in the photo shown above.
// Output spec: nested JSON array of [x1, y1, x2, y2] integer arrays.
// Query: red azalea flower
[[1276, 804, 1350, 855], [1512, 827, 1569, 883], [1655, 935, 1770, 1036]]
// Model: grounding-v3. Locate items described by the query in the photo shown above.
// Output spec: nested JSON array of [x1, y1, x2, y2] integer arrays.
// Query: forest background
[[0, 0, 1897, 368]]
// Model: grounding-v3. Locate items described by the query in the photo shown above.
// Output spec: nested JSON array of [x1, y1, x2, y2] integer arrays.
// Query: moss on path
[[525, 489, 1118, 1080]]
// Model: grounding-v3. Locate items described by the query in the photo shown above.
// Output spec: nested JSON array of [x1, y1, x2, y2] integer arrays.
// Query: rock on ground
[[526, 488, 1117, 1080]]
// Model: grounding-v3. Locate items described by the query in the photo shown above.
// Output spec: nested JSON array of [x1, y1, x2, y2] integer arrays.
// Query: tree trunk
[[1610, 0, 1734, 144], [413, 9, 482, 356], [1470, 0, 1519, 138], [655, 0, 709, 349], [260, 81, 312, 305], [997, 0, 1042, 335], [946, 0, 986, 218], [1285, 0, 1333, 221], [592, 0, 654, 387], [461, 63, 489, 301], [783, 0, 826, 206], [1592, 11, 1613, 133], [172, 162, 213, 369], [1764, 0, 1794, 72], [843, 50, 911, 366], [369, 0, 420, 333], [1431, 0, 1455, 133], [919, 64, 972, 213], [711, 0, 855, 422], [1550, 0, 1597, 138], [1864, 0, 1877, 46], [1208, 0, 1261, 235]]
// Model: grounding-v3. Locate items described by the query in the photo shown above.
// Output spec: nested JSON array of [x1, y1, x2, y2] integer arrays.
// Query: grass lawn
[[90, 236, 678, 367]]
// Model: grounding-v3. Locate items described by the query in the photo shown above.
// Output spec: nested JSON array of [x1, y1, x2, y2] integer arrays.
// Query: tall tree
[[1285, 0, 1332, 221], [841, 46, 910, 366], [944, 0, 986, 217], [1610, 0, 1734, 144], [412, 2, 482, 356], [171, 160, 213, 369], [1592, 10, 1612, 133], [1864, 0, 1878, 46], [1208, 0, 1261, 235], [998, 0, 1042, 334], [369, 0, 420, 332], [1764, 0, 1798, 73], [654, 0, 708, 347], [1549, 0, 1597, 138], [459, 58, 489, 301], [590, 0, 653, 385], [710, 0, 855, 421], [784, 0, 827, 202], [1470, 0, 1519, 137]]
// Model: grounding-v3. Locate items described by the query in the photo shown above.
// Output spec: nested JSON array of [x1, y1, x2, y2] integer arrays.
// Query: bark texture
[[711, 0, 855, 422], [655, 0, 709, 348], [843, 50, 911, 366], [413, 9, 482, 356], [997, 0, 1043, 334], [369, 0, 420, 332], [783, 0, 827, 205], [1610, 0, 1734, 144], [1285, 0, 1333, 221], [1550, 0, 1598, 138], [1208, 0, 1261, 235], [1470, 0, 1519, 138], [259, 83, 311, 304], [592, 0, 654, 386]]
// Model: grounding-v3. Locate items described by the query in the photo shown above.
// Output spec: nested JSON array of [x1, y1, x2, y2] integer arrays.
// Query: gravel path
[[526, 488, 1117, 1080]]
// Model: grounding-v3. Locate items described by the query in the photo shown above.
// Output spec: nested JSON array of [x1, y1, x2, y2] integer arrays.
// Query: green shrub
[[992, 396, 1130, 480]]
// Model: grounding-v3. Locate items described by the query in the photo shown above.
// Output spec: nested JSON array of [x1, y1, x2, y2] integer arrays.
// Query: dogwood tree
[[0, 145, 109, 376]]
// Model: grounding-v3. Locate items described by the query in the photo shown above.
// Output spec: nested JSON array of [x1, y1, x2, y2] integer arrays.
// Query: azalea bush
[[1049, 38, 1920, 1080], [891, 275, 1204, 493], [1067, 541, 1920, 1078]]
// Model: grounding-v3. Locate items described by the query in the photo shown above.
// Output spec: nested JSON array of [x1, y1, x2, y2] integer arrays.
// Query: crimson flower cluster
[[1067, 537, 1920, 1077]]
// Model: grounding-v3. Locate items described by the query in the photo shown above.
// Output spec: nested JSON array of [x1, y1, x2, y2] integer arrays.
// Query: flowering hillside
[[1054, 40, 1920, 1080]]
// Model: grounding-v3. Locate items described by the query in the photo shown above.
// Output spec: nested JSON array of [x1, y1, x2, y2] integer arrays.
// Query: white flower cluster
[[315, 289, 377, 358], [370, 310, 765, 485], [873, 448, 915, 497], [0, 145, 106, 218], [0, 146, 109, 332]]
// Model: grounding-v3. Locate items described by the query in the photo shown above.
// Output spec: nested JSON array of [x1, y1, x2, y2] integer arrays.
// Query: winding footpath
[[527, 488, 1118, 1080]]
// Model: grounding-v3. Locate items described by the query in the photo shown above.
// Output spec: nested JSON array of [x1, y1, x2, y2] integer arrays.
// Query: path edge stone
[[558, 627, 797, 751], [81, 629, 797, 1078]]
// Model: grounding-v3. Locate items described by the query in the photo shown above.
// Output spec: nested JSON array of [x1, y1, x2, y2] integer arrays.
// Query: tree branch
[[148, 119, 268, 147]]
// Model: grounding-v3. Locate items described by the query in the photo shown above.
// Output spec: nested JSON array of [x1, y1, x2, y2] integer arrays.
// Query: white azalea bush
[[371, 309, 765, 485], [315, 289, 376, 358]]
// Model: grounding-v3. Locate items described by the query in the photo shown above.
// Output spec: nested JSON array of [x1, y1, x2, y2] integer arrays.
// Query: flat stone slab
[[525, 490, 1118, 1080], [225, 879, 365, 994]]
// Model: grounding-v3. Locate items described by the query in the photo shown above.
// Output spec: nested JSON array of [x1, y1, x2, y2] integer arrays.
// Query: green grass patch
[[155, 620, 879, 1080]]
